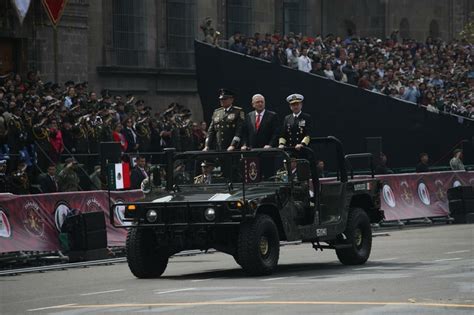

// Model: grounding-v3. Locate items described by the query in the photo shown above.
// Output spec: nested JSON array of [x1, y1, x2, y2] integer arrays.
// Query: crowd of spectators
[[0, 72, 208, 194], [227, 30, 474, 119]]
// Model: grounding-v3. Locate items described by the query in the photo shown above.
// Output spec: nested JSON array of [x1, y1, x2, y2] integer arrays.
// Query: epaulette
[[214, 107, 225, 112], [233, 106, 242, 110]]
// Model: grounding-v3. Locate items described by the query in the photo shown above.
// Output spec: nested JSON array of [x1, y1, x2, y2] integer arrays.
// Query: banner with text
[[0, 190, 143, 253]]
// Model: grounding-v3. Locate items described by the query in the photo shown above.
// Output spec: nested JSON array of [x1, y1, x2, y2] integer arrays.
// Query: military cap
[[286, 93, 304, 104], [65, 157, 78, 164], [218, 88, 235, 99], [200, 160, 215, 167], [453, 149, 463, 154]]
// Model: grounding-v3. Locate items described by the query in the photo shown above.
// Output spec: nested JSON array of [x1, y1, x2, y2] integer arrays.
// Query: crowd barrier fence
[[1, 171, 473, 254]]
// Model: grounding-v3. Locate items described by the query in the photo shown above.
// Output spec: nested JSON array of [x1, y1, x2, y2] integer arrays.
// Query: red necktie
[[255, 113, 261, 131]]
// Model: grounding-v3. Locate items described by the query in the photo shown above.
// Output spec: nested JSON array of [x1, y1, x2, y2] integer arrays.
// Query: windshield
[[172, 150, 293, 186]]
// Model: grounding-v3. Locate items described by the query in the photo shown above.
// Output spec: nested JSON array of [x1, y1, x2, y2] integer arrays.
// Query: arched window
[[399, 18, 410, 40], [429, 20, 440, 39], [344, 20, 356, 37]]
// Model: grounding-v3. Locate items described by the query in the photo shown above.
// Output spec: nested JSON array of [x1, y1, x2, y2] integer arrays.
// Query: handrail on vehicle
[[345, 153, 375, 179]]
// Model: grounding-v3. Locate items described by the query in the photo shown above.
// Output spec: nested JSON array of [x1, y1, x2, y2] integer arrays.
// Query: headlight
[[146, 209, 158, 223], [204, 208, 216, 221]]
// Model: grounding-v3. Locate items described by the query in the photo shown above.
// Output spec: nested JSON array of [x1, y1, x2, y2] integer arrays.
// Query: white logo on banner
[[114, 199, 131, 226], [54, 202, 71, 231], [418, 182, 431, 206], [453, 180, 462, 188], [382, 184, 396, 208], [0, 210, 12, 238]]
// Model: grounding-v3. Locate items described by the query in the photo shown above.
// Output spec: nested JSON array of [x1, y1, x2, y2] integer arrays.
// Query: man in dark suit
[[278, 93, 313, 150], [204, 89, 245, 151], [130, 155, 148, 189], [241, 94, 279, 150], [416, 152, 430, 173], [122, 118, 138, 153], [40, 163, 59, 193]]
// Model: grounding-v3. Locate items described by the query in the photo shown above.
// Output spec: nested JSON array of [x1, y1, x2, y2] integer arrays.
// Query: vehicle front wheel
[[237, 214, 280, 276], [336, 208, 372, 265], [126, 228, 169, 278]]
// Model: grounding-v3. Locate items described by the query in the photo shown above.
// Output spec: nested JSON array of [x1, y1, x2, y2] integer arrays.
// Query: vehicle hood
[[148, 185, 279, 203]]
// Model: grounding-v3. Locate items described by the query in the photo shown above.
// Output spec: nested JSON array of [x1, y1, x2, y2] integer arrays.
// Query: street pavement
[[0, 224, 473, 314]]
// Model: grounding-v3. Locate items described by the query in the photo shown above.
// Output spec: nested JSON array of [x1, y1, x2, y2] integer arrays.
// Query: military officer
[[204, 89, 245, 151], [194, 161, 215, 184], [278, 93, 312, 150]]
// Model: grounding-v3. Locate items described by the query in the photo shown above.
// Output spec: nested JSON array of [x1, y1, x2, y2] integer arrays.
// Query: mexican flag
[[107, 163, 130, 190]]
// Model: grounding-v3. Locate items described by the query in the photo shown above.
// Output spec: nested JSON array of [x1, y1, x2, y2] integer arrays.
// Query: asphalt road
[[1, 224, 473, 314]]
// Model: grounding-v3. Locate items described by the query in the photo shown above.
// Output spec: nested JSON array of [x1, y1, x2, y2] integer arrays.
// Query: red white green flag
[[107, 163, 130, 190]]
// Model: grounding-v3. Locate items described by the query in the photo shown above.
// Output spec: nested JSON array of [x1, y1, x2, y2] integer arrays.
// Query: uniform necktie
[[255, 113, 261, 131]]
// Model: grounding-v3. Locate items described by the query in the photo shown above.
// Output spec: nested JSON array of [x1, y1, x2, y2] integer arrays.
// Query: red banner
[[42, 0, 67, 26], [0, 190, 143, 254], [1, 171, 473, 254], [378, 171, 474, 221]]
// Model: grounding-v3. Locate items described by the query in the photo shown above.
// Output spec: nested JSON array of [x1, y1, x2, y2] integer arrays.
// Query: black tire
[[336, 208, 372, 265], [237, 214, 280, 276], [126, 228, 169, 278]]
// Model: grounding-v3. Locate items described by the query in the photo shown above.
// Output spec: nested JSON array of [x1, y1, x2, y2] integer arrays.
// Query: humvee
[[110, 137, 383, 278]]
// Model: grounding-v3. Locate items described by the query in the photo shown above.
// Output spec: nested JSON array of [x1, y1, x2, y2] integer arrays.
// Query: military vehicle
[[110, 137, 383, 278]]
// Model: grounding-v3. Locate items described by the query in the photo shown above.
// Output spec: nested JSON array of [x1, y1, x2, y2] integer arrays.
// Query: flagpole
[[106, 159, 113, 226]]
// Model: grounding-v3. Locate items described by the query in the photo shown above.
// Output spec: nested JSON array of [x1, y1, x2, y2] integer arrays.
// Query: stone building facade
[[0, 0, 471, 120]]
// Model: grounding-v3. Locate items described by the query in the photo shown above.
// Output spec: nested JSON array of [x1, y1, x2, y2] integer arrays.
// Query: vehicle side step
[[312, 243, 352, 250]]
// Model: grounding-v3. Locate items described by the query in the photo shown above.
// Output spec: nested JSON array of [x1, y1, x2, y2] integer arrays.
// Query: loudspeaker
[[70, 230, 107, 250], [99, 142, 121, 178], [82, 211, 106, 231], [84, 230, 107, 250], [62, 212, 108, 251], [447, 186, 474, 201], [448, 199, 474, 214]]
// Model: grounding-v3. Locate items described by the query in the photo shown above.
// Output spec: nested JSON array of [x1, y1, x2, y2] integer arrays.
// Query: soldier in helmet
[[204, 89, 244, 151], [278, 93, 313, 150]]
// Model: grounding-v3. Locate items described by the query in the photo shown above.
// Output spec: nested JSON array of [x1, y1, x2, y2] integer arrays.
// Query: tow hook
[[312, 240, 323, 252]]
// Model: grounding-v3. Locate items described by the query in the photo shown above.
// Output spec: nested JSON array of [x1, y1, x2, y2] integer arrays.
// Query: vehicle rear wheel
[[237, 214, 280, 276], [126, 228, 169, 278], [336, 208, 372, 265]]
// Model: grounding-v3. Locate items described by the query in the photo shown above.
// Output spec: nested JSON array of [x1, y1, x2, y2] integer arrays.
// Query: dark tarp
[[195, 40, 473, 169]]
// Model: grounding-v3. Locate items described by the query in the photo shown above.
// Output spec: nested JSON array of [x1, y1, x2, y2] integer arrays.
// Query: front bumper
[[111, 201, 249, 228]]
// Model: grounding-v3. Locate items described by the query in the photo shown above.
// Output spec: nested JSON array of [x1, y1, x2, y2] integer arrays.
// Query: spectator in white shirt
[[323, 63, 335, 80], [298, 48, 312, 73]]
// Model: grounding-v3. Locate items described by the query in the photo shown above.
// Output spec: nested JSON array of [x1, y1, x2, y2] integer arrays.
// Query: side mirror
[[296, 160, 311, 181], [141, 178, 152, 194]]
